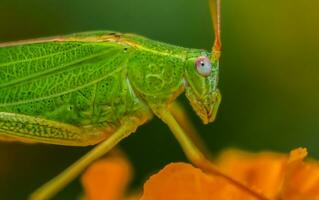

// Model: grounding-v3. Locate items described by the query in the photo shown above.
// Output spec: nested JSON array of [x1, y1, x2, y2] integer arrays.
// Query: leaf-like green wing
[[0, 32, 129, 122], [0, 32, 134, 145]]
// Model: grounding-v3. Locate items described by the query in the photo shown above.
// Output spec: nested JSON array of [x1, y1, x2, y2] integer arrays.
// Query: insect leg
[[0, 112, 106, 146], [168, 102, 210, 156], [29, 116, 144, 200], [153, 107, 269, 200]]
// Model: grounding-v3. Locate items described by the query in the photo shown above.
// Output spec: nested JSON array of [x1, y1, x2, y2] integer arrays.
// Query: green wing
[[0, 32, 135, 146], [0, 32, 132, 145]]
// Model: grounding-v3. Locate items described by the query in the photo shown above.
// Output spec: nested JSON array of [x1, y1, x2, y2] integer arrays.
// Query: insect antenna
[[209, 0, 221, 61]]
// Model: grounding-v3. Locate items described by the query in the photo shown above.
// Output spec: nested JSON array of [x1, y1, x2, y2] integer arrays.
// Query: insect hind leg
[[0, 112, 106, 146], [29, 114, 149, 200]]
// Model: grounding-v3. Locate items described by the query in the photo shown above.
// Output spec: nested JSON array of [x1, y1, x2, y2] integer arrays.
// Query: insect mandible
[[0, 1, 265, 200]]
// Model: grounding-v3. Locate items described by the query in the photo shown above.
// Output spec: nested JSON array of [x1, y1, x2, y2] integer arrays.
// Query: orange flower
[[81, 148, 319, 200], [81, 156, 132, 200]]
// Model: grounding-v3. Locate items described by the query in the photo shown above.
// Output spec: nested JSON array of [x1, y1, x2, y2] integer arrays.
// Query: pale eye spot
[[195, 56, 212, 77]]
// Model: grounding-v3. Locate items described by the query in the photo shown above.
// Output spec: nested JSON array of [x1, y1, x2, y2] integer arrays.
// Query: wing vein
[[0, 44, 91, 68], [0, 54, 126, 107], [0, 49, 114, 89]]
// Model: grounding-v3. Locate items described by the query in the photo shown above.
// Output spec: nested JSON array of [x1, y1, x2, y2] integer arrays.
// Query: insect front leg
[[29, 114, 149, 200], [168, 102, 210, 156], [152, 105, 269, 200]]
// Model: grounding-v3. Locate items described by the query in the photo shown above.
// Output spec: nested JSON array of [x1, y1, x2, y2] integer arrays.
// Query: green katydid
[[0, 0, 268, 200]]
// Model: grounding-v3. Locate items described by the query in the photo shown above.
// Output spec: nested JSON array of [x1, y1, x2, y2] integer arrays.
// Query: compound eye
[[195, 56, 212, 77]]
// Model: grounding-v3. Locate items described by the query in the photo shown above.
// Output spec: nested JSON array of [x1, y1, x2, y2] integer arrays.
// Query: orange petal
[[81, 148, 319, 200], [140, 162, 259, 200], [81, 157, 132, 200], [216, 149, 287, 199], [281, 148, 319, 200]]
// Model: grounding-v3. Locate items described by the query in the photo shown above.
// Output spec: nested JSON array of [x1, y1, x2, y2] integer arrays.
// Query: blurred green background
[[1, 0, 319, 199]]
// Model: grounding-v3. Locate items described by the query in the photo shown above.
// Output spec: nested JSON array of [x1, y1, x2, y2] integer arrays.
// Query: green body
[[0, 31, 219, 146]]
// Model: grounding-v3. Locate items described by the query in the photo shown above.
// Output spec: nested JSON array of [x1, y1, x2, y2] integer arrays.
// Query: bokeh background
[[1, 0, 319, 199]]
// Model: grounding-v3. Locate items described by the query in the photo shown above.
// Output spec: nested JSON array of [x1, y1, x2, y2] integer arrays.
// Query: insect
[[0, 1, 267, 200]]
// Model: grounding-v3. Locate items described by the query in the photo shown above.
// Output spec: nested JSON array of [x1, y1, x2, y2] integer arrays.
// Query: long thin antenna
[[209, 0, 221, 60]]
